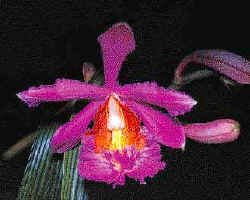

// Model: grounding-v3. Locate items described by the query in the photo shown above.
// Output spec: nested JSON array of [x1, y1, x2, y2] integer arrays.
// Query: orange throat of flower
[[87, 95, 145, 153]]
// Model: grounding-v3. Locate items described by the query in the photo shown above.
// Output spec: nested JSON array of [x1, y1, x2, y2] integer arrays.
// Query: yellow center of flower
[[88, 94, 146, 153], [110, 129, 126, 151]]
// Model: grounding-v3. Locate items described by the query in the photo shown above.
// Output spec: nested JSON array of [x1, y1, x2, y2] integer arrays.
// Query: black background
[[0, 1, 250, 199]]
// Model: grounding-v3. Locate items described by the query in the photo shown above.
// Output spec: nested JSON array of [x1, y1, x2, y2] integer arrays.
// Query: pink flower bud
[[82, 62, 96, 83], [184, 119, 240, 144], [175, 49, 250, 84]]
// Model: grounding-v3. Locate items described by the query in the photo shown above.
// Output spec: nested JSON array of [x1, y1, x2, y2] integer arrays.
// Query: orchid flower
[[17, 23, 197, 187]]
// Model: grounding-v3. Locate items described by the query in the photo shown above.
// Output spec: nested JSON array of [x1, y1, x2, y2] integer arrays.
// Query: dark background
[[0, 1, 250, 199]]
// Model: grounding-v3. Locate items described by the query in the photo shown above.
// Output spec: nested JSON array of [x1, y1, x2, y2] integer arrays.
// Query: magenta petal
[[117, 82, 197, 116], [98, 23, 136, 88], [17, 79, 110, 107], [184, 119, 240, 144], [50, 100, 103, 153], [78, 134, 166, 187], [125, 100, 185, 149]]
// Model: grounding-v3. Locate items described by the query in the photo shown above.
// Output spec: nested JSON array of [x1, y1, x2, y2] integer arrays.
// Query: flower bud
[[82, 62, 96, 83], [184, 119, 240, 144]]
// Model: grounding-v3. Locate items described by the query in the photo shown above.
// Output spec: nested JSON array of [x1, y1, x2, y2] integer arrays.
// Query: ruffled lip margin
[[77, 128, 166, 188]]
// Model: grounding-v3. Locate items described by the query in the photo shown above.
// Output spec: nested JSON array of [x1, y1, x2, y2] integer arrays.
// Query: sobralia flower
[[17, 23, 197, 187]]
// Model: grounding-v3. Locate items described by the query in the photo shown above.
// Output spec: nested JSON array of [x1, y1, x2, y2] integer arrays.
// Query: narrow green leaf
[[61, 146, 88, 200], [17, 124, 63, 200], [17, 123, 89, 200]]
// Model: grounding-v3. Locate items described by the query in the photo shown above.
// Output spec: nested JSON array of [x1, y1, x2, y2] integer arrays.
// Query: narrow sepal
[[17, 79, 109, 107], [98, 23, 136, 88], [117, 82, 197, 116]]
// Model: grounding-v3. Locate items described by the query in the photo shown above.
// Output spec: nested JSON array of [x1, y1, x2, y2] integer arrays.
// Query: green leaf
[[17, 123, 88, 200], [61, 146, 88, 200]]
